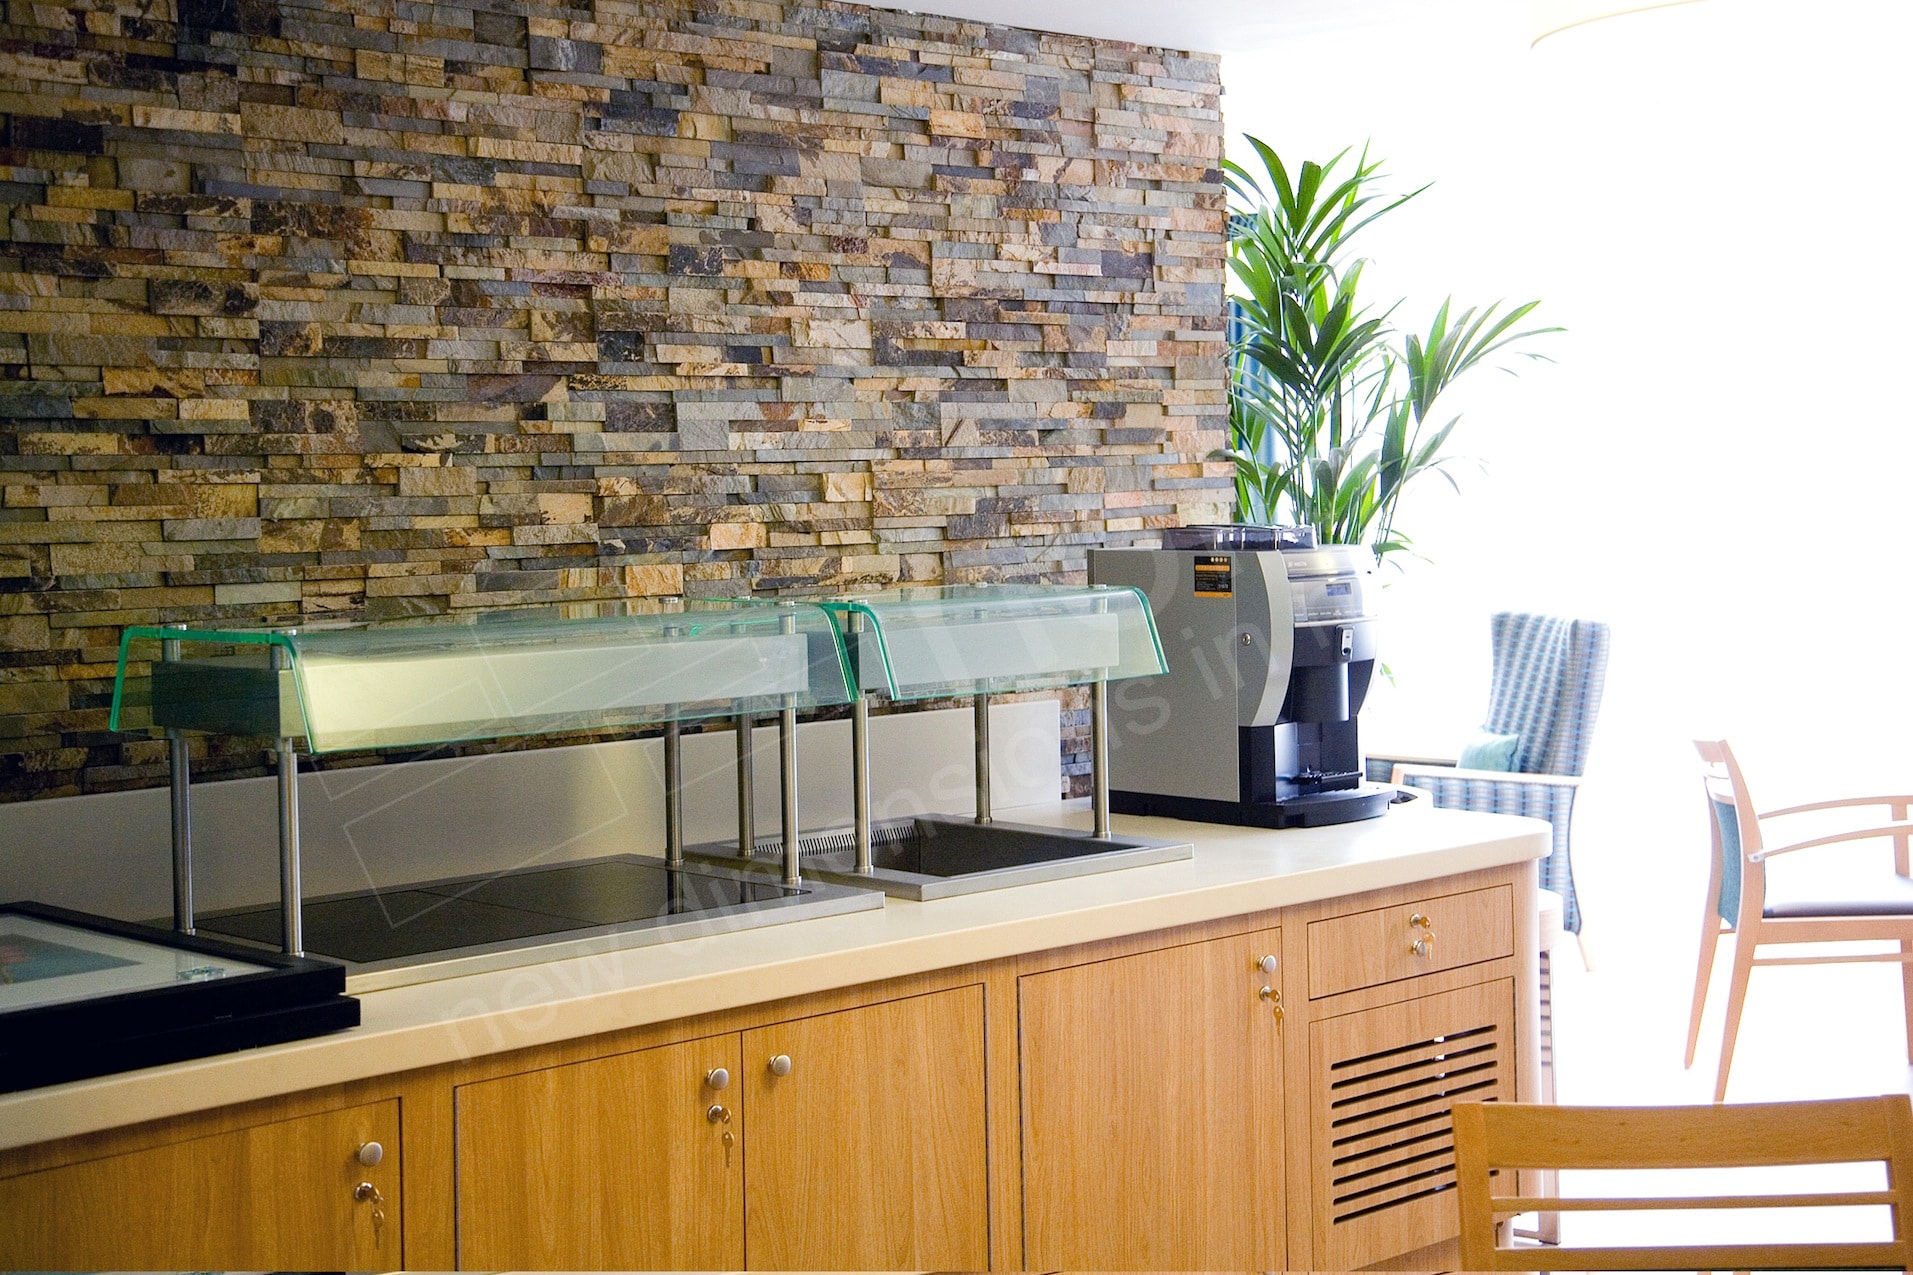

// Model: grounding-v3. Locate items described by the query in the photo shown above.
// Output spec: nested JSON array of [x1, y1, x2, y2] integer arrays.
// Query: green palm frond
[[1223, 136, 1559, 563]]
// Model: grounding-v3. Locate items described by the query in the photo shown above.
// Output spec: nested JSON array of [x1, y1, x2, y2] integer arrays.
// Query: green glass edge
[[110, 625, 289, 733], [818, 584, 1166, 702], [816, 599, 900, 700]]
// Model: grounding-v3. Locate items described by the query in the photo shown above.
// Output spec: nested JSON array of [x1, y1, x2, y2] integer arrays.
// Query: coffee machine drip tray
[[192, 854, 880, 992]]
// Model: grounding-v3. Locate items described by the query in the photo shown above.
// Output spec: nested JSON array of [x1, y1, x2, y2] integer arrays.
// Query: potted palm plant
[[1220, 138, 1559, 560]]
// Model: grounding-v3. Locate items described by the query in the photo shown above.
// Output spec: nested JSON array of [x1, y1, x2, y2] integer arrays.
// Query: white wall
[[1223, 0, 1913, 941]]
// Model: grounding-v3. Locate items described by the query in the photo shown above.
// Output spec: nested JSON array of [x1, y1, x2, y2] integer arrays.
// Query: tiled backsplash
[[0, 0, 1228, 802]]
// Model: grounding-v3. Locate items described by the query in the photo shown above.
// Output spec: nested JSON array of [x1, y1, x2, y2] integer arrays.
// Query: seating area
[[1372, 617, 1913, 1260]]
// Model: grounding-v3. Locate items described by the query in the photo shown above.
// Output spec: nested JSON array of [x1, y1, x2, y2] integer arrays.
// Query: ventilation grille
[[1324, 1020, 1505, 1225], [726, 819, 919, 859]]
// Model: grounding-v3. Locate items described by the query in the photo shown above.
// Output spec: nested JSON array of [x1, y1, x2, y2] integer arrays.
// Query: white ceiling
[[887, 0, 1427, 55]]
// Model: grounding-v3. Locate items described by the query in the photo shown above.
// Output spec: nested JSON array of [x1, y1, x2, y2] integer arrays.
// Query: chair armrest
[[1749, 820, 1913, 862], [1392, 762, 1582, 790], [1371, 753, 1459, 770], [1365, 754, 1456, 785], [1762, 795, 1913, 819]]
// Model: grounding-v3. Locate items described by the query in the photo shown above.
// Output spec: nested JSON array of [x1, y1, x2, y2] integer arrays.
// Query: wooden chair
[[1690, 739, 1913, 1102], [1452, 1095, 1913, 1270]]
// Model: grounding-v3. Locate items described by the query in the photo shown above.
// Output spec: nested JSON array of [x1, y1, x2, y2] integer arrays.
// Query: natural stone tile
[[398, 465, 482, 497], [623, 563, 685, 595], [709, 520, 767, 549]]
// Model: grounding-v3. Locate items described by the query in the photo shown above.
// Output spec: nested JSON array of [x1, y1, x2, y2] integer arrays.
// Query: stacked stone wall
[[0, 0, 1228, 801]]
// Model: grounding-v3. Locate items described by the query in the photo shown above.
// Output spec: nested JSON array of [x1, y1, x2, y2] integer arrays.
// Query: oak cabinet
[[0, 1098, 400, 1271], [456, 1034, 744, 1270], [453, 984, 988, 1271], [1019, 926, 1286, 1270], [743, 984, 988, 1269]]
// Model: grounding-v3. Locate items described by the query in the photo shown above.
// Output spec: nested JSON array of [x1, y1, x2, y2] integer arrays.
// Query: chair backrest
[[1696, 738, 1766, 927], [1483, 612, 1611, 777], [1453, 1095, 1913, 1270]]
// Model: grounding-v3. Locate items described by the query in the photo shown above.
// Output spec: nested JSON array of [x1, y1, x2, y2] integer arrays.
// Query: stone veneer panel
[[0, 0, 1229, 802]]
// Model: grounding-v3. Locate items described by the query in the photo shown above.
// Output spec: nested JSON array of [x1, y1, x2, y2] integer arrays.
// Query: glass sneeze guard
[[108, 600, 875, 986], [687, 583, 1189, 899], [113, 600, 855, 753], [820, 583, 1165, 701]]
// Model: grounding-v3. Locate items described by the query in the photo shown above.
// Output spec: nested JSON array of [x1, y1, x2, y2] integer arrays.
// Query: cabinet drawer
[[1307, 884, 1513, 999]]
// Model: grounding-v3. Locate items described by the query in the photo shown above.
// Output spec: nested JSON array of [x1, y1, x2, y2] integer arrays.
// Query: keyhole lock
[[353, 1181, 387, 1245], [1409, 913, 1436, 958], [707, 1103, 736, 1167], [1258, 984, 1285, 1026]]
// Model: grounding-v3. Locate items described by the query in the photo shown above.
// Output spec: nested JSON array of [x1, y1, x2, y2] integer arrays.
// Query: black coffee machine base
[[1112, 784, 1400, 829]]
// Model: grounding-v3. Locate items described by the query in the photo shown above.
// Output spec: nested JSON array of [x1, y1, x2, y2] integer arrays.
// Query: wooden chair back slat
[[1454, 1096, 1913, 1270], [1473, 1095, 1905, 1167]]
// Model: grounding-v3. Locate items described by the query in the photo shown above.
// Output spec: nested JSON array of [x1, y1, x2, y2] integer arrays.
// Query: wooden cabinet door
[[741, 984, 988, 1270], [456, 1034, 742, 1270], [1019, 927, 1286, 1270], [0, 1099, 400, 1270], [1306, 977, 1516, 1269]]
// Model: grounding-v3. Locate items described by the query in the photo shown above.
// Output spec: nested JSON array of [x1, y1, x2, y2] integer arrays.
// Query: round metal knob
[[705, 1067, 730, 1091], [768, 1053, 792, 1077], [1257, 954, 1278, 975], [356, 1141, 383, 1168]]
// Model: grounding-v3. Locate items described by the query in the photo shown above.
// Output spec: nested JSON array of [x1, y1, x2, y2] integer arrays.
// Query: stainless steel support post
[[734, 712, 755, 858], [272, 639, 303, 957], [778, 708, 799, 887], [663, 718, 683, 867], [1091, 677, 1111, 839], [850, 611, 872, 874], [973, 692, 992, 825], [778, 606, 801, 888], [162, 624, 195, 934]]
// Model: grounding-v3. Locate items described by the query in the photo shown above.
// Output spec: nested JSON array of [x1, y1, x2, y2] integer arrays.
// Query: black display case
[[0, 901, 358, 1094]]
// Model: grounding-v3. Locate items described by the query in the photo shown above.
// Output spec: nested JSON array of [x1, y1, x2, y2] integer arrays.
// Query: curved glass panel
[[113, 600, 853, 753], [823, 584, 1166, 702]]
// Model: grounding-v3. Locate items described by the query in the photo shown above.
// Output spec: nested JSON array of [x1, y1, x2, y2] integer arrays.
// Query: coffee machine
[[1089, 526, 1398, 828]]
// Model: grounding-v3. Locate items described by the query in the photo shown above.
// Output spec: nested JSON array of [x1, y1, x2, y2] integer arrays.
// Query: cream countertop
[[0, 799, 1547, 1152]]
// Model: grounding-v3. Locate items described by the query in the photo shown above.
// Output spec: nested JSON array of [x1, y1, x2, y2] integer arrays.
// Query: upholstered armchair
[[1368, 612, 1611, 944]]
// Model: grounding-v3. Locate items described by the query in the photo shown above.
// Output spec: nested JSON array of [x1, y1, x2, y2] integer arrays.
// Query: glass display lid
[[111, 599, 854, 753], [823, 583, 1165, 702]]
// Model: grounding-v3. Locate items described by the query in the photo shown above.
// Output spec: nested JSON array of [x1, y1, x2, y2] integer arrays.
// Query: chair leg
[[1715, 932, 1757, 1103], [1901, 939, 1913, 1064], [1513, 948, 1562, 1245], [1686, 917, 1725, 1070]]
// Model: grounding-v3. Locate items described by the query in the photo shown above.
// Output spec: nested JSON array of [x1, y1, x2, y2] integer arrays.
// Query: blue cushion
[[1458, 729, 1520, 772]]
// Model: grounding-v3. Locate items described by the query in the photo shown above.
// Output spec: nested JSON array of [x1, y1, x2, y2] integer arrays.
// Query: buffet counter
[[0, 800, 1548, 1272]]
